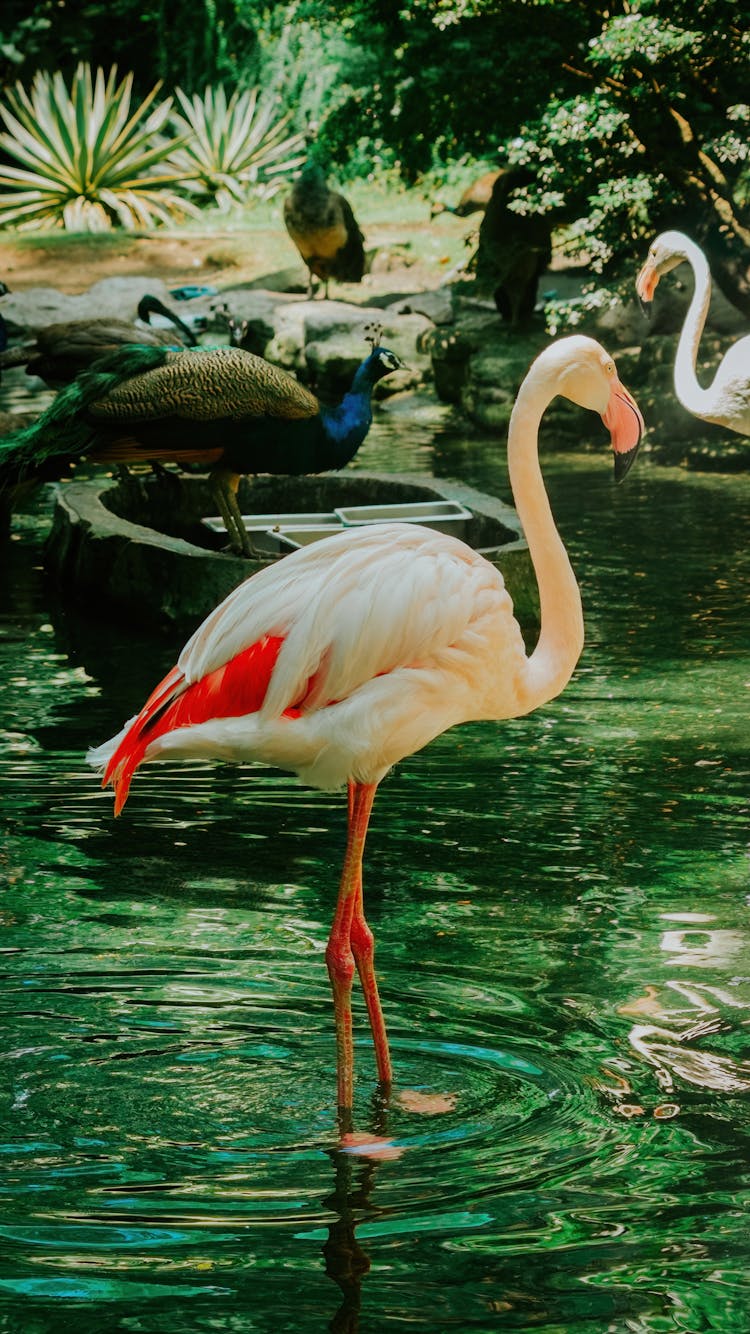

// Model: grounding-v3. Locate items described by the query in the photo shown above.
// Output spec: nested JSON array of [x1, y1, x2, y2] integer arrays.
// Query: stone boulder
[[460, 332, 548, 433], [1, 276, 182, 336], [379, 287, 455, 327], [2, 278, 437, 401], [253, 297, 432, 396], [423, 312, 547, 431]]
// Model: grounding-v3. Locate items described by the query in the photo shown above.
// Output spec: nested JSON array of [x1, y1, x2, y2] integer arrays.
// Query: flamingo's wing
[[89, 347, 320, 423], [180, 522, 514, 719], [95, 523, 519, 812]]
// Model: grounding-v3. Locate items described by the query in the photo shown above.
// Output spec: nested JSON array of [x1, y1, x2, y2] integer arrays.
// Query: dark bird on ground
[[430, 170, 502, 220], [473, 168, 553, 327], [283, 158, 366, 298], [0, 329, 402, 553], [0, 294, 200, 388]]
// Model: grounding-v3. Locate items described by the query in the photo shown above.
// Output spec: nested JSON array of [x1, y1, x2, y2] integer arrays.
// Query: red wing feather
[[104, 636, 286, 815]]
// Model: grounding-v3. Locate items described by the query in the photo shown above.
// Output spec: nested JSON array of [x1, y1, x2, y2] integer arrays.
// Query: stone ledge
[[45, 471, 537, 633]]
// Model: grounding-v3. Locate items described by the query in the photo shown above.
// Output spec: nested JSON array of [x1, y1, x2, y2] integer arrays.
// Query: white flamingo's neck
[[674, 239, 715, 416], [507, 373, 584, 712]]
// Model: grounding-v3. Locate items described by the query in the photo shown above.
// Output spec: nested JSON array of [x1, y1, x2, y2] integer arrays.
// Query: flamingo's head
[[636, 231, 691, 313], [550, 335, 645, 482]]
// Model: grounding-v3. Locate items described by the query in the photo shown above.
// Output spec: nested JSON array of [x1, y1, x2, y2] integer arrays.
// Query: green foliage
[[299, 0, 595, 179], [244, 3, 395, 177], [508, 92, 659, 269], [0, 12, 51, 83], [294, 0, 750, 297], [0, 63, 199, 232], [0, 0, 263, 98], [587, 12, 700, 72], [164, 84, 306, 209]]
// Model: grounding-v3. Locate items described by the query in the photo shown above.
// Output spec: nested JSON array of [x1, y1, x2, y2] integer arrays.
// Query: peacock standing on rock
[[283, 156, 366, 299], [0, 294, 200, 388], [0, 329, 402, 554]]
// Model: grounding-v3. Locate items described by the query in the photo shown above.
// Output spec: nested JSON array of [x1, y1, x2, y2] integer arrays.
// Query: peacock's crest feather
[[364, 322, 383, 351]]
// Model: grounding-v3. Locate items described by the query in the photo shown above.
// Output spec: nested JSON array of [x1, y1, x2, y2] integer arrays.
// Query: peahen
[[0, 330, 402, 554], [0, 294, 200, 388], [283, 158, 366, 299]]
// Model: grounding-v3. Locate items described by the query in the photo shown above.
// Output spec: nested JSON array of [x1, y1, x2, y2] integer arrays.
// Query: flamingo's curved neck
[[674, 241, 714, 416], [507, 375, 584, 712]]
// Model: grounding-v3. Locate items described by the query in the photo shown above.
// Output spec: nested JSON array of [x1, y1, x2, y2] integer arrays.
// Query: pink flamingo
[[636, 230, 750, 437], [89, 335, 643, 1111]]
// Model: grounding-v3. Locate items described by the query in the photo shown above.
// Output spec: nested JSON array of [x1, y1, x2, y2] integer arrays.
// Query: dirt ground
[[0, 216, 469, 299], [1, 234, 244, 292]]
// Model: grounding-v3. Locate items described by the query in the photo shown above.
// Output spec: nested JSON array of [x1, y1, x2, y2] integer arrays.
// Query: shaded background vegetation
[[0, 0, 748, 307]]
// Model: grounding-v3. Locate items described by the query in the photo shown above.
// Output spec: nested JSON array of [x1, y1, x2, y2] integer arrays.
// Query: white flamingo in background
[[88, 335, 643, 1113], [636, 230, 750, 437]]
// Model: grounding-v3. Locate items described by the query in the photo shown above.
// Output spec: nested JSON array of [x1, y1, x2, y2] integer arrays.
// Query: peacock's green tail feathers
[[0, 344, 169, 490]]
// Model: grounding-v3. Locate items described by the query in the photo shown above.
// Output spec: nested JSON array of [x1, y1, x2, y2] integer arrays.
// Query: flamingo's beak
[[636, 257, 658, 319], [602, 378, 644, 483]]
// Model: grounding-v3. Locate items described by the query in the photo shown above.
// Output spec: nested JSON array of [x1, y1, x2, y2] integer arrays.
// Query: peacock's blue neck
[[318, 359, 381, 465]]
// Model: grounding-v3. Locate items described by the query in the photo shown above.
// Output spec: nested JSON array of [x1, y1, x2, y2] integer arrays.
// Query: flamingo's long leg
[[347, 784, 392, 1088], [326, 782, 378, 1109]]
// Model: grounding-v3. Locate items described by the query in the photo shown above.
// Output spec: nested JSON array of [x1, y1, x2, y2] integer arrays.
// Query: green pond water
[[1, 397, 749, 1333]]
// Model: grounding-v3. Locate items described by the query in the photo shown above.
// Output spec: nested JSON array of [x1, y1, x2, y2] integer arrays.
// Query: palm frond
[[0, 62, 196, 232], [164, 83, 305, 208]]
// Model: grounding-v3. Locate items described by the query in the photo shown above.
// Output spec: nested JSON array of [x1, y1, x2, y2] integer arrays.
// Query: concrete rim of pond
[[45, 471, 538, 632]]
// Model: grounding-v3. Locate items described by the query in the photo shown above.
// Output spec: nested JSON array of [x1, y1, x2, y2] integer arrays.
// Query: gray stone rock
[[203, 289, 299, 355], [459, 331, 547, 432], [259, 300, 432, 394], [423, 313, 499, 404], [1, 276, 178, 335], [382, 288, 455, 326]]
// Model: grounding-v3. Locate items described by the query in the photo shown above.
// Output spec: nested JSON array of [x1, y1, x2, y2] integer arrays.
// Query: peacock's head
[[370, 346, 403, 379], [363, 323, 403, 380]]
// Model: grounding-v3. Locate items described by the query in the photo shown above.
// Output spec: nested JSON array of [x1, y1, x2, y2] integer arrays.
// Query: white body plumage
[[91, 521, 529, 790]]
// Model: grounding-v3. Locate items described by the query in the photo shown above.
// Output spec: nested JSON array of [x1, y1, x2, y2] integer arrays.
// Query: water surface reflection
[[1, 407, 749, 1330]]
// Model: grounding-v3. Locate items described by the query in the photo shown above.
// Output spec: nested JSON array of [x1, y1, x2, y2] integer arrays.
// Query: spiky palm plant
[[165, 84, 306, 210], [0, 63, 201, 232]]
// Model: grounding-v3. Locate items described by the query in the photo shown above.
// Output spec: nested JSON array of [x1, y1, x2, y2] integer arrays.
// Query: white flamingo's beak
[[636, 258, 659, 318], [602, 378, 644, 482]]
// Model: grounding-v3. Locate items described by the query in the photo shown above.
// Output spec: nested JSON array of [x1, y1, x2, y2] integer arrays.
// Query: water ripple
[[3, 449, 750, 1328]]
